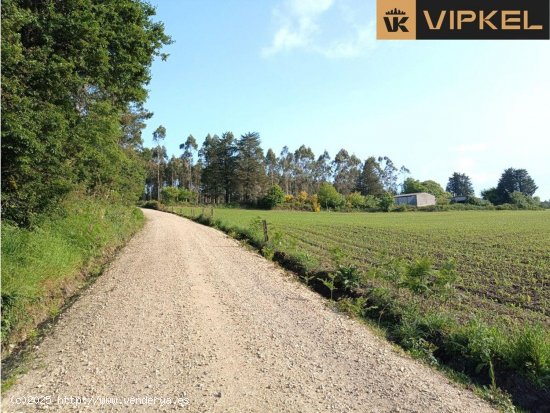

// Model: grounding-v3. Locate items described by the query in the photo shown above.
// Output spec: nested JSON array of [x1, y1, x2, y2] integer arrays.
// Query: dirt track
[[3, 209, 495, 412]]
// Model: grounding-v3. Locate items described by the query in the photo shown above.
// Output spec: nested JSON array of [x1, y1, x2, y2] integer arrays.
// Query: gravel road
[[3, 209, 495, 412]]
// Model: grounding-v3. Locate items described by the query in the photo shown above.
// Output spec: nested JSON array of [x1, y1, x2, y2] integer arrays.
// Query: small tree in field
[[379, 192, 395, 212], [346, 192, 366, 209], [260, 184, 285, 209], [317, 183, 344, 209]]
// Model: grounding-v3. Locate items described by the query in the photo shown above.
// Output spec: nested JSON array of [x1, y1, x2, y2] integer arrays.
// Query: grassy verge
[[171, 205, 549, 412], [1, 194, 144, 359]]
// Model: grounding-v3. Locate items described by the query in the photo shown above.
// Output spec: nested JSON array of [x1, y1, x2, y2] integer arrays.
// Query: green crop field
[[175, 207, 549, 327], [171, 206, 550, 396]]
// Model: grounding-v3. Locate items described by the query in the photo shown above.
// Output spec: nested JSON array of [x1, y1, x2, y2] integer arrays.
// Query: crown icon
[[386, 8, 407, 15]]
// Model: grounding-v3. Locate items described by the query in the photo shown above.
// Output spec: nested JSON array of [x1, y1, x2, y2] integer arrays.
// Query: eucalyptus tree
[[312, 151, 332, 192], [180, 134, 198, 190], [332, 149, 362, 195], [152, 126, 167, 201], [120, 103, 153, 150], [279, 146, 293, 194], [377, 156, 409, 194], [293, 145, 316, 194], [265, 149, 278, 186]]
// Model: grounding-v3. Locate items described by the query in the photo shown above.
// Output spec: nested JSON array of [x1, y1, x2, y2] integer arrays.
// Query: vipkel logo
[[377, 0, 550, 40]]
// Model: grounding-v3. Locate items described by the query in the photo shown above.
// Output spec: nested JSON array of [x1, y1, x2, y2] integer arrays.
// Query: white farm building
[[393, 192, 436, 207]]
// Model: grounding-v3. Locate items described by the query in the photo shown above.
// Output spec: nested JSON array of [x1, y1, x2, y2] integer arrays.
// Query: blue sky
[[142, 0, 550, 199]]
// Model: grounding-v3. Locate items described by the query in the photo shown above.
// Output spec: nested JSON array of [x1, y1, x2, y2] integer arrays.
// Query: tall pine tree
[[356, 157, 384, 196]]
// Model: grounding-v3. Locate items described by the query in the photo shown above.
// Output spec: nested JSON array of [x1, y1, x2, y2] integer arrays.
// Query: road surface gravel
[[4, 209, 495, 412]]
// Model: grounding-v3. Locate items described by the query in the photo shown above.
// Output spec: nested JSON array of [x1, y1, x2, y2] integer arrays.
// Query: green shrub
[[391, 308, 445, 365], [507, 324, 550, 386], [364, 195, 380, 209], [467, 196, 491, 206], [447, 319, 505, 390], [399, 259, 458, 296], [436, 194, 452, 205], [495, 203, 517, 210], [330, 248, 362, 294], [160, 186, 180, 205], [247, 217, 266, 244], [400, 258, 433, 293], [293, 252, 319, 274], [346, 192, 366, 209], [317, 183, 344, 209], [261, 230, 284, 260], [259, 185, 285, 209], [178, 188, 196, 202], [379, 192, 394, 212], [337, 297, 369, 317], [142, 200, 161, 210], [509, 192, 541, 210]]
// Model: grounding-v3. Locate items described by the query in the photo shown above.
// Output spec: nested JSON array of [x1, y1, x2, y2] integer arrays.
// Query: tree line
[[143, 128, 411, 205], [143, 128, 542, 209], [2, 0, 171, 227]]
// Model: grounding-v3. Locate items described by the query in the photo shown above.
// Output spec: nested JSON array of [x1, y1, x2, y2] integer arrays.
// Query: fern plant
[[322, 273, 337, 301]]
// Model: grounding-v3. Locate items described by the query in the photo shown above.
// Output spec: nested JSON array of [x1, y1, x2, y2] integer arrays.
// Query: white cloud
[[315, 22, 376, 59], [265, 22, 314, 55], [261, 10, 319, 58], [262, 0, 375, 59]]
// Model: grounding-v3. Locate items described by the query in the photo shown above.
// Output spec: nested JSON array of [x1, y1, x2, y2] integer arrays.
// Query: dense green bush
[[142, 200, 162, 210], [364, 195, 381, 209], [466, 196, 491, 206], [317, 183, 344, 209], [510, 192, 541, 210], [160, 187, 180, 204], [259, 185, 285, 209], [379, 192, 395, 212], [179, 188, 197, 202], [1, 195, 144, 349], [346, 192, 366, 209], [159, 187, 197, 204]]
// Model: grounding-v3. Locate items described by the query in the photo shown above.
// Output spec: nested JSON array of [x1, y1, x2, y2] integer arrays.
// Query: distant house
[[451, 196, 468, 203], [394, 192, 436, 207]]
